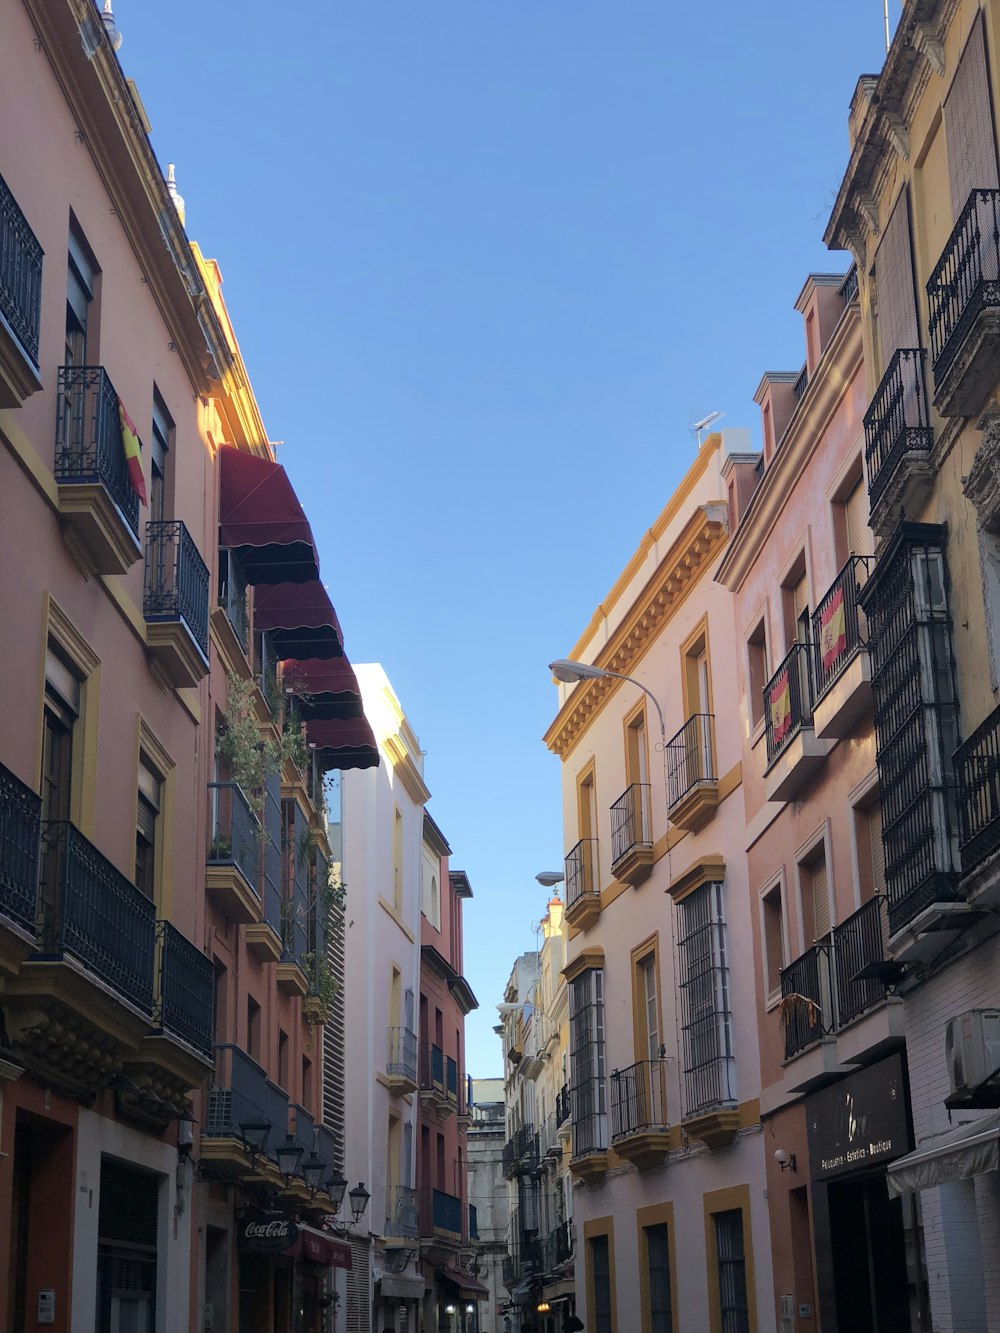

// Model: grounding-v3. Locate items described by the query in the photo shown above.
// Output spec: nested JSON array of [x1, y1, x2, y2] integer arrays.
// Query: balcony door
[[626, 711, 650, 840]]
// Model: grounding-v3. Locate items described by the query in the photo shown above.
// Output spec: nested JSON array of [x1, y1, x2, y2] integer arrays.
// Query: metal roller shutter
[[874, 189, 920, 365], [845, 477, 870, 556], [944, 12, 999, 217]]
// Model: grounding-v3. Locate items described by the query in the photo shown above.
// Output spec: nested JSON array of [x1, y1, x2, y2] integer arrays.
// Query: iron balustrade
[[811, 556, 873, 700], [610, 783, 652, 866], [666, 714, 717, 808], [833, 897, 891, 1029], [446, 1054, 458, 1103], [281, 843, 309, 968], [55, 366, 140, 538], [512, 1121, 539, 1171], [421, 1042, 445, 1090], [387, 1025, 418, 1084], [840, 265, 859, 306], [292, 1103, 315, 1157], [218, 548, 250, 654], [610, 1059, 669, 1141], [469, 1203, 479, 1241], [547, 1220, 573, 1268], [753, 453, 765, 482], [315, 1124, 338, 1176], [793, 364, 809, 401], [419, 1187, 464, 1239], [764, 644, 813, 766], [0, 759, 41, 932], [555, 1082, 571, 1127], [779, 941, 833, 1060], [156, 920, 214, 1056], [39, 820, 155, 1014], [863, 348, 934, 509], [0, 170, 43, 365], [385, 1185, 419, 1238], [502, 1254, 517, 1287], [143, 520, 210, 657], [206, 1044, 270, 1138], [207, 782, 261, 896], [263, 1079, 291, 1159], [954, 702, 1000, 873], [502, 1138, 516, 1176], [926, 188, 1000, 377], [564, 838, 598, 911]]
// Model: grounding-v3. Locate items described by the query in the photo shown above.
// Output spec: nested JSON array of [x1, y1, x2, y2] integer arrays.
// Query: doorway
[[826, 1173, 914, 1332]]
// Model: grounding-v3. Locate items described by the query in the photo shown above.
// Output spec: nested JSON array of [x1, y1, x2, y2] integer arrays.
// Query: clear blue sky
[[120, 0, 895, 1074]]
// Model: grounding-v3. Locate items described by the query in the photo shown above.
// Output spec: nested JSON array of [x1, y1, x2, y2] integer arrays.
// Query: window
[[150, 388, 172, 524], [589, 1233, 614, 1333], [569, 968, 607, 1155], [713, 1210, 750, 1333], [66, 223, 95, 368], [134, 757, 161, 900], [41, 647, 78, 825], [677, 881, 735, 1115], [858, 797, 886, 902], [797, 841, 831, 947], [278, 1030, 289, 1089], [626, 705, 649, 789], [746, 617, 769, 729], [302, 1055, 313, 1109], [835, 472, 870, 564], [577, 764, 598, 841], [634, 950, 660, 1062], [645, 1223, 674, 1333], [760, 882, 785, 1002], [247, 996, 261, 1061], [392, 807, 403, 910]]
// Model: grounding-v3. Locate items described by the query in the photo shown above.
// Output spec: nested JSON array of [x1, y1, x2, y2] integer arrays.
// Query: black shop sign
[[240, 1212, 299, 1253], [806, 1052, 912, 1181]]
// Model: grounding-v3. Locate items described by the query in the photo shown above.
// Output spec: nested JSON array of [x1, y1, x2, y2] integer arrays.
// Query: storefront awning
[[283, 656, 363, 721], [439, 1266, 490, 1300], [219, 448, 319, 585], [254, 581, 344, 660], [379, 1273, 426, 1299], [886, 1112, 1000, 1198], [307, 716, 380, 772], [285, 1223, 352, 1269]]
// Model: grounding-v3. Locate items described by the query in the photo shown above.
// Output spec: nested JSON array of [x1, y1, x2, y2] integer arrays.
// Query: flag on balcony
[[820, 586, 847, 671], [117, 397, 147, 505], [770, 670, 791, 742]]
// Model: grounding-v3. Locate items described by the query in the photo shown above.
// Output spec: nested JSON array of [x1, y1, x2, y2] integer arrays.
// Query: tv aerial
[[691, 411, 725, 446]]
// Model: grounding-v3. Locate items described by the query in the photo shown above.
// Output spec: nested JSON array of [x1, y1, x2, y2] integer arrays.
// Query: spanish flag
[[820, 586, 847, 671], [770, 670, 791, 742], [117, 398, 147, 506]]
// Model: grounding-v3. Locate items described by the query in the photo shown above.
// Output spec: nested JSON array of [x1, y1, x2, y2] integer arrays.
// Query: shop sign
[[240, 1212, 299, 1253], [806, 1052, 911, 1181]]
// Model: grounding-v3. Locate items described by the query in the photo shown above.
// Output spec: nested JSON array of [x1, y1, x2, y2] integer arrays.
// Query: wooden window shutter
[[868, 801, 887, 899], [874, 189, 920, 365], [845, 477, 870, 556], [944, 12, 999, 218]]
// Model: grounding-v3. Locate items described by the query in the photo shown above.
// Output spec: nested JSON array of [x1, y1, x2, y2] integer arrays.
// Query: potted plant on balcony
[[217, 672, 309, 837]]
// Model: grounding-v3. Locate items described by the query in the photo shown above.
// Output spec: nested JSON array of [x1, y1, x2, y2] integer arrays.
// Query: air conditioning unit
[[946, 1009, 1000, 1097]]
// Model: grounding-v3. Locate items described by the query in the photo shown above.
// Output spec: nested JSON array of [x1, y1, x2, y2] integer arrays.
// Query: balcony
[[419, 1186, 465, 1247], [863, 348, 934, 521], [446, 1054, 459, 1105], [143, 521, 210, 687], [277, 890, 309, 997], [386, 1024, 418, 1095], [0, 171, 43, 406], [420, 1042, 455, 1119], [217, 548, 250, 656], [764, 645, 830, 801], [555, 1082, 571, 1129], [207, 782, 262, 925], [546, 1220, 573, 1270], [568, 1103, 608, 1184], [469, 1204, 479, 1241], [564, 838, 600, 930], [0, 760, 41, 944], [926, 188, 1000, 418], [502, 1122, 539, 1179], [955, 704, 1000, 882], [610, 1058, 670, 1170], [780, 941, 833, 1061], [610, 783, 653, 885], [666, 714, 718, 832], [204, 1044, 283, 1183], [810, 557, 873, 740], [54, 366, 141, 574], [385, 1184, 419, 1240]]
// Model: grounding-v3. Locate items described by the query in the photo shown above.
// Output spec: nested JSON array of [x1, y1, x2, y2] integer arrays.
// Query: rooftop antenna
[[883, 0, 891, 51], [691, 411, 724, 447]]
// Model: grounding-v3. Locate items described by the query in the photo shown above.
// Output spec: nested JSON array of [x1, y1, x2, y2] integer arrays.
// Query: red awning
[[219, 447, 320, 585], [283, 656, 363, 721], [439, 1266, 490, 1300], [307, 716, 380, 771], [285, 1224, 352, 1270], [254, 582, 343, 660]]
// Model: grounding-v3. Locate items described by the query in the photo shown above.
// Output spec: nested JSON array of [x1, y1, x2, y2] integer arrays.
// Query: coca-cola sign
[[240, 1212, 298, 1253]]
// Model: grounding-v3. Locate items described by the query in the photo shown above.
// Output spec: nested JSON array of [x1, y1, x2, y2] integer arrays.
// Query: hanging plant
[[216, 672, 312, 835]]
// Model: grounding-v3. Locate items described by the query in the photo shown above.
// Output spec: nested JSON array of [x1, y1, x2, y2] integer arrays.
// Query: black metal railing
[[446, 1055, 458, 1102], [143, 520, 210, 657], [556, 1082, 571, 1128], [610, 783, 652, 867], [565, 838, 598, 912], [207, 782, 261, 896], [833, 897, 890, 1029], [502, 1254, 517, 1287], [0, 171, 43, 366], [793, 364, 809, 401], [419, 1187, 464, 1239], [385, 1184, 419, 1238], [421, 1042, 445, 1090], [666, 713, 717, 808], [513, 1121, 538, 1171], [753, 453, 765, 482], [156, 920, 213, 1056], [840, 265, 859, 307], [547, 1220, 573, 1268], [263, 1079, 290, 1160], [955, 703, 1000, 873], [291, 1103, 315, 1157], [764, 644, 813, 766], [469, 1203, 479, 1241], [927, 188, 1000, 377], [863, 348, 934, 508], [387, 1025, 418, 1083], [315, 1124, 338, 1176], [811, 556, 873, 700], [218, 548, 250, 654], [0, 759, 41, 932], [206, 1044, 270, 1139], [38, 821, 155, 1014], [281, 897, 308, 969], [779, 941, 833, 1060], [55, 366, 140, 538], [610, 1059, 669, 1140]]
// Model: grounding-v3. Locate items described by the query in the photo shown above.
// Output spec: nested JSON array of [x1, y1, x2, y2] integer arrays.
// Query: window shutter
[[45, 648, 80, 717], [874, 189, 920, 365], [792, 573, 810, 622], [811, 857, 831, 941], [845, 478, 870, 556], [944, 12, 999, 217], [98, 1160, 159, 1247], [869, 802, 887, 899]]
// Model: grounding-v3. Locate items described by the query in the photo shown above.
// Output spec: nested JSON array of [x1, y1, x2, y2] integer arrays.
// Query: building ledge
[[385, 1070, 419, 1098], [764, 727, 832, 802], [933, 300, 1000, 420], [57, 480, 142, 577], [682, 1109, 740, 1150], [782, 1037, 847, 1096], [611, 1129, 671, 1171], [275, 962, 308, 997], [206, 863, 260, 925], [611, 843, 654, 888], [869, 449, 935, 543], [0, 316, 42, 408], [244, 922, 282, 963], [668, 781, 720, 834], [836, 997, 904, 1068], [813, 651, 871, 740], [568, 1151, 608, 1185], [564, 895, 601, 932], [144, 619, 209, 689]]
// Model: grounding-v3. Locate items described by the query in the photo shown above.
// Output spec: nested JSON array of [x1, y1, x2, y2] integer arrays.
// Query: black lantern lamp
[[325, 1172, 348, 1213], [275, 1133, 304, 1185], [348, 1181, 371, 1224], [300, 1151, 326, 1196], [239, 1118, 271, 1167]]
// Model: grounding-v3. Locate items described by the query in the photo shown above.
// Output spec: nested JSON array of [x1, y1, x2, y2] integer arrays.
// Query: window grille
[[677, 881, 735, 1116]]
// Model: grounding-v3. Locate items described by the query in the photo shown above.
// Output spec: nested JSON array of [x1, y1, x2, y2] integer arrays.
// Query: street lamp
[[239, 1118, 271, 1168], [325, 1172, 348, 1214], [535, 871, 564, 889], [300, 1151, 326, 1195], [275, 1133, 303, 1186], [348, 1181, 371, 1224]]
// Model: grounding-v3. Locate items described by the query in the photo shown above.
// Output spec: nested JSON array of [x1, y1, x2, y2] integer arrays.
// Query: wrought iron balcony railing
[[0, 170, 43, 367], [0, 759, 41, 932], [793, 363, 808, 401], [218, 548, 250, 654], [446, 1054, 458, 1102], [315, 1123, 340, 1176], [564, 837, 598, 911], [610, 783, 652, 866], [610, 1059, 669, 1141], [954, 702, 1000, 874], [840, 265, 859, 307], [385, 1184, 419, 1238], [503, 1122, 538, 1176], [502, 1253, 517, 1287], [143, 520, 210, 657], [469, 1203, 479, 1241], [547, 1220, 573, 1268], [387, 1025, 418, 1084], [764, 644, 813, 766], [833, 897, 891, 1029], [39, 820, 155, 1014], [779, 940, 833, 1060], [55, 366, 140, 537], [926, 188, 1000, 377], [156, 920, 214, 1056], [421, 1042, 445, 1091], [419, 1186, 464, 1239], [263, 1079, 291, 1158], [666, 714, 717, 808], [207, 782, 261, 896], [810, 556, 873, 700], [863, 348, 933, 509], [555, 1082, 571, 1128]]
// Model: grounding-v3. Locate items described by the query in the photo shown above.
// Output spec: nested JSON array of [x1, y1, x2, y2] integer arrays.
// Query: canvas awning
[[284, 656, 363, 721], [439, 1266, 490, 1300], [307, 716, 380, 772], [219, 448, 319, 585], [285, 1224, 352, 1270], [378, 1273, 426, 1299], [886, 1112, 1000, 1198], [254, 582, 343, 660]]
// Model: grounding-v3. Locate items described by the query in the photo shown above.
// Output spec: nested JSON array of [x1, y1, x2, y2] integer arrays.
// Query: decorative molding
[[967, 417, 1000, 527], [562, 947, 605, 984], [384, 734, 432, 804], [668, 855, 726, 904]]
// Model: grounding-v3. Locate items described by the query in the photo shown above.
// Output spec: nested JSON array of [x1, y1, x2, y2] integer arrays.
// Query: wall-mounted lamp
[[537, 1300, 551, 1313], [774, 1148, 797, 1173]]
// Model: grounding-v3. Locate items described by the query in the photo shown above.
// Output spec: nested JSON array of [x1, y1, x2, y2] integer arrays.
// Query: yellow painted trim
[[43, 596, 102, 838], [600, 878, 629, 912], [623, 698, 650, 790], [0, 412, 59, 507], [135, 717, 176, 918], [562, 947, 605, 984], [717, 761, 742, 802], [636, 1202, 678, 1333], [630, 932, 662, 1065], [384, 734, 432, 804], [99, 573, 148, 645], [378, 895, 416, 944], [583, 1215, 618, 1333], [679, 613, 715, 721], [668, 855, 726, 903], [576, 756, 597, 842], [739, 1098, 761, 1129], [704, 1184, 758, 1333]]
